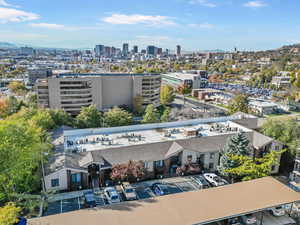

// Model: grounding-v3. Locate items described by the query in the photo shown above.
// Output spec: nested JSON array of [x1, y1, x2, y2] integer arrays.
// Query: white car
[[269, 206, 285, 216], [203, 173, 228, 187], [104, 187, 121, 204], [241, 214, 257, 225]]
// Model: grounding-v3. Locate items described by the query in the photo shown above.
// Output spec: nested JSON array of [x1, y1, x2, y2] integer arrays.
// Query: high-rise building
[[147, 46, 157, 56], [123, 43, 129, 55], [176, 45, 181, 56], [36, 73, 161, 115], [104, 46, 112, 57], [157, 48, 163, 55], [133, 45, 138, 54], [20, 47, 35, 56], [95, 45, 105, 57]]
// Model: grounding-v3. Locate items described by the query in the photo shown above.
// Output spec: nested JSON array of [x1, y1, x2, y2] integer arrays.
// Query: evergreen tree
[[141, 104, 158, 124], [218, 132, 251, 179]]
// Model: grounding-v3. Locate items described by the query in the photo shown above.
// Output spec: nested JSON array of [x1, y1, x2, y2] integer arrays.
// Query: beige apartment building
[[36, 73, 161, 115]]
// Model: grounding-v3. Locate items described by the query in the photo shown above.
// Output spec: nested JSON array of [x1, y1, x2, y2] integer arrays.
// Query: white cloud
[[29, 23, 66, 30], [0, 0, 11, 6], [29, 23, 101, 31], [102, 14, 176, 26], [244, 1, 266, 8], [188, 23, 215, 29], [0, 7, 39, 23], [188, 0, 217, 7]]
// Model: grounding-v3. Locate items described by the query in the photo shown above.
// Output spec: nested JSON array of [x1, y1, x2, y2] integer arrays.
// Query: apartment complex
[[36, 73, 161, 115], [45, 115, 282, 192]]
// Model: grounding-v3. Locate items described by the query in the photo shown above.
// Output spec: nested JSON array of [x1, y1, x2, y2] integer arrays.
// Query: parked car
[[14, 217, 27, 225], [241, 214, 257, 225], [226, 217, 241, 225], [203, 173, 228, 187], [269, 205, 285, 216], [104, 187, 121, 204], [121, 182, 137, 201], [151, 183, 170, 196], [83, 190, 96, 208], [190, 175, 210, 189]]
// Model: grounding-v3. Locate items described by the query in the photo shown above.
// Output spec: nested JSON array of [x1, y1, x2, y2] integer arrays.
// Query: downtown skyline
[[0, 0, 299, 51]]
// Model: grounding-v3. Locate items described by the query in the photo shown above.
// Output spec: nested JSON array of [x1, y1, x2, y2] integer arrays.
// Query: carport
[[29, 177, 300, 225]]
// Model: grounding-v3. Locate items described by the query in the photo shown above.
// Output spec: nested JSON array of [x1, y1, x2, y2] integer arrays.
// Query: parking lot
[[43, 175, 207, 216]]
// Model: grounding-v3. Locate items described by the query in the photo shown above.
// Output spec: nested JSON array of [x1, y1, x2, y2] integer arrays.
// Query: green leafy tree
[[0, 119, 52, 202], [160, 85, 175, 105], [228, 94, 249, 114], [30, 110, 55, 131], [49, 109, 74, 127], [76, 105, 103, 128], [177, 84, 191, 105], [160, 107, 171, 122], [0, 202, 21, 225], [133, 95, 143, 115], [104, 107, 133, 127], [225, 150, 284, 181], [7, 81, 27, 96], [142, 104, 159, 124], [218, 132, 251, 181]]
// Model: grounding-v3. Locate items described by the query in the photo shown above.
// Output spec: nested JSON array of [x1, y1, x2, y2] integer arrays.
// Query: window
[[275, 145, 280, 151], [71, 173, 81, 184], [271, 165, 276, 171], [209, 163, 214, 169], [154, 160, 164, 168], [144, 161, 150, 169], [187, 155, 193, 161], [210, 153, 215, 159], [51, 178, 59, 187]]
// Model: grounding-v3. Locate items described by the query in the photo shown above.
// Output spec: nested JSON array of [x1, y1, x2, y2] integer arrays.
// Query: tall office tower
[[147, 45, 157, 56], [166, 49, 170, 55], [123, 43, 129, 55], [95, 45, 104, 56], [104, 46, 112, 57], [133, 45, 138, 54], [141, 49, 146, 54], [111, 47, 116, 56], [157, 48, 163, 55], [176, 45, 181, 56]]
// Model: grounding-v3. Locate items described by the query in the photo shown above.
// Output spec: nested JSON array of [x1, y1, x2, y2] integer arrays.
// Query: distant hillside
[[0, 42, 17, 49]]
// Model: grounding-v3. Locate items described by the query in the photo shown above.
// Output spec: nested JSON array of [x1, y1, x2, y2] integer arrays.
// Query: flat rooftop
[[57, 73, 160, 78], [249, 100, 278, 107], [29, 177, 300, 225], [162, 72, 201, 80], [64, 118, 251, 152]]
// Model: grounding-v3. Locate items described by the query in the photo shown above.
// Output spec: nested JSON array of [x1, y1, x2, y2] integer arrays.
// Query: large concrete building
[[36, 73, 161, 115]]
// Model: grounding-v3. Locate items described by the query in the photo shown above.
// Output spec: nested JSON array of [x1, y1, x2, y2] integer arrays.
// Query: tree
[[160, 85, 175, 105], [104, 107, 133, 127], [49, 109, 74, 127], [30, 110, 55, 131], [76, 105, 103, 128], [111, 160, 146, 182], [218, 132, 251, 181], [225, 150, 284, 181], [0, 96, 21, 118], [228, 94, 249, 114], [0, 202, 21, 225], [141, 104, 159, 124], [133, 95, 143, 115], [0, 119, 51, 202], [177, 84, 191, 105], [160, 107, 171, 122], [7, 81, 27, 96]]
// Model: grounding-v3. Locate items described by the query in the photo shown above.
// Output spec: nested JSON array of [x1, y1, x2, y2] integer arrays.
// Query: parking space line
[[189, 181, 200, 190]]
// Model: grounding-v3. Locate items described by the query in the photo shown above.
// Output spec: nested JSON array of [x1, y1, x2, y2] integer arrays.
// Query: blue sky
[[0, 0, 299, 51]]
